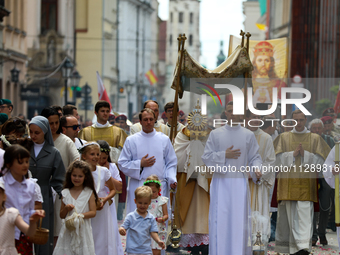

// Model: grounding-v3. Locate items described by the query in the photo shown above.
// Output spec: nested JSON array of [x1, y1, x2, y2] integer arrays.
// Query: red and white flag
[[334, 89, 340, 115], [96, 71, 112, 111]]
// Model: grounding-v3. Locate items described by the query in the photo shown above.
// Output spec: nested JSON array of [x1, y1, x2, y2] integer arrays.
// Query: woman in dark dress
[[29, 116, 65, 255]]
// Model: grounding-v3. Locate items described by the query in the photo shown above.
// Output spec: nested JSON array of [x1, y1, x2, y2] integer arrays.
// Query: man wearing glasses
[[0, 99, 13, 118], [164, 102, 184, 138], [60, 115, 85, 149]]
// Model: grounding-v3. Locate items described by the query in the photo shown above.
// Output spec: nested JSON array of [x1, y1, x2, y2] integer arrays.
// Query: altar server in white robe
[[246, 110, 276, 249], [323, 146, 340, 252], [118, 108, 177, 214], [202, 101, 262, 255]]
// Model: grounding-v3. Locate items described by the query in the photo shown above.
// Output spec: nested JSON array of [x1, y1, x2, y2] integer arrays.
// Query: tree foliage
[[316, 98, 333, 116]]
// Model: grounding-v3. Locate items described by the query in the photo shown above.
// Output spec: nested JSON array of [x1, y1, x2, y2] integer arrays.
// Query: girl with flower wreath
[[144, 175, 168, 255]]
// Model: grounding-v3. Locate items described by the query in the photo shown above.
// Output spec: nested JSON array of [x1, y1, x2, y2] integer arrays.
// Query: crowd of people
[[1, 96, 340, 255]]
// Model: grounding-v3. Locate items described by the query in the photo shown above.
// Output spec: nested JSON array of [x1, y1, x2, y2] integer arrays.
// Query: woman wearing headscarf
[[40, 106, 79, 243], [29, 116, 65, 255]]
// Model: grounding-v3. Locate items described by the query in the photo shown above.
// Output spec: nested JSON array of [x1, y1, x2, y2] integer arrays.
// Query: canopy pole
[[240, 30, 245, 47], [170, 34, 186, 143], [244, 32, 251, 116]]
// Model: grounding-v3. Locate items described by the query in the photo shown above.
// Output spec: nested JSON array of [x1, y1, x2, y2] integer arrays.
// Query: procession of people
[[2, 96, 340, 255]]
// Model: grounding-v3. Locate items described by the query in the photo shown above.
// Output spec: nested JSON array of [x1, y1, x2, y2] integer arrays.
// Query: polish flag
[[96, 71, 112, 111]]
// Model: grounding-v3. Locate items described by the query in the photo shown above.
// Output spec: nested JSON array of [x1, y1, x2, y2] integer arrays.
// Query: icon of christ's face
[[255, 55, 271, 77]]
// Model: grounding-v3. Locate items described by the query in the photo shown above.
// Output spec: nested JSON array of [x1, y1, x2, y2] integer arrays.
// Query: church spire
[[216, 40, 226, 66]]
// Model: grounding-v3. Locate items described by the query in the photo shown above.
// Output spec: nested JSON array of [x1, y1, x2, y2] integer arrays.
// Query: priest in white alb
[[118, 108, 177, 214], [245, 110, 275, 250], [202, 101, 262, 255]]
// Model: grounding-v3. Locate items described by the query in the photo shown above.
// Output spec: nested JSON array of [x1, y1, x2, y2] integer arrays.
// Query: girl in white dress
[[79, 142, 117, 255], [53, 160, 97, 255], [0, 144, 44, 255], [144, 175, 169, 255], [97, 140, 124, 255]]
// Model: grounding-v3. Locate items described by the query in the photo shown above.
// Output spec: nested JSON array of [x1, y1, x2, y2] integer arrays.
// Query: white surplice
[[323, 146, 340, 252], [118, 129, 177, 214], [275, 127, 324, 254], [166, 122, 185, 138], [250, 128, 275, 245], [202, 124, 262, 255]]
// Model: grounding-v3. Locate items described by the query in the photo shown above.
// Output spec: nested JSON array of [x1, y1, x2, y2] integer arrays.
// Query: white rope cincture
[[0, 135, 11, 147]]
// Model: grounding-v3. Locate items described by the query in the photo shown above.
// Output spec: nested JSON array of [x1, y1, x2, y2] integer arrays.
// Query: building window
[[41, 0, 58, 34], [189, 35, 193, 46], [170, 12, 173, 23], [169, 34, 172, 46], [179, 12, 183, 23], [190, 13, 193, 24]]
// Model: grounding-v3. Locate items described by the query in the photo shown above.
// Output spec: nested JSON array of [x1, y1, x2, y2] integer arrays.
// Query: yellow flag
[[256, 23, 266, 31]]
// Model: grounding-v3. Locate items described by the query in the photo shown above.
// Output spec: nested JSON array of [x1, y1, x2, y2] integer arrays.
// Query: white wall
[[164, 0, 201, 114], [118, 0, 156, 113]]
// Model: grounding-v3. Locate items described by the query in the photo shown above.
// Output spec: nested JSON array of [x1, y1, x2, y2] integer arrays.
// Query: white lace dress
[[53, 187, 96, 255], [148, 196, 168, 249], [91, 166, 116, 255]]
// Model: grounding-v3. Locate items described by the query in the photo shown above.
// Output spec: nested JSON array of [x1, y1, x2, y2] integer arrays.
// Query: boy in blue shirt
[[119, 186, 165, 254]]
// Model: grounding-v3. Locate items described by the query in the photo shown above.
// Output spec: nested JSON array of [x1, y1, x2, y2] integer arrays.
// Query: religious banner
[[228, 36, 288, 106]]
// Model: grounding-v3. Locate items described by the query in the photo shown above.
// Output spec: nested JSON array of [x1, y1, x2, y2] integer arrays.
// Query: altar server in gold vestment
[[78, 100, 127, 162], [274, 109, 330, 255]]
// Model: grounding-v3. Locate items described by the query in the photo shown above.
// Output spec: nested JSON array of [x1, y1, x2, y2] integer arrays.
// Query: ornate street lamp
[[10, 65, 20, 83], [61, 57, 74, 105]]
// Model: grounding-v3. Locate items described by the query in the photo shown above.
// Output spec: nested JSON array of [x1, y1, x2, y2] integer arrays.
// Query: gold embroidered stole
[[79, 126, 127, 148]]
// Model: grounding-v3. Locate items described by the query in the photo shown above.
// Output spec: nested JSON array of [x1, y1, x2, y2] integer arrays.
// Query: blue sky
[[158, 0, 244, 69]]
